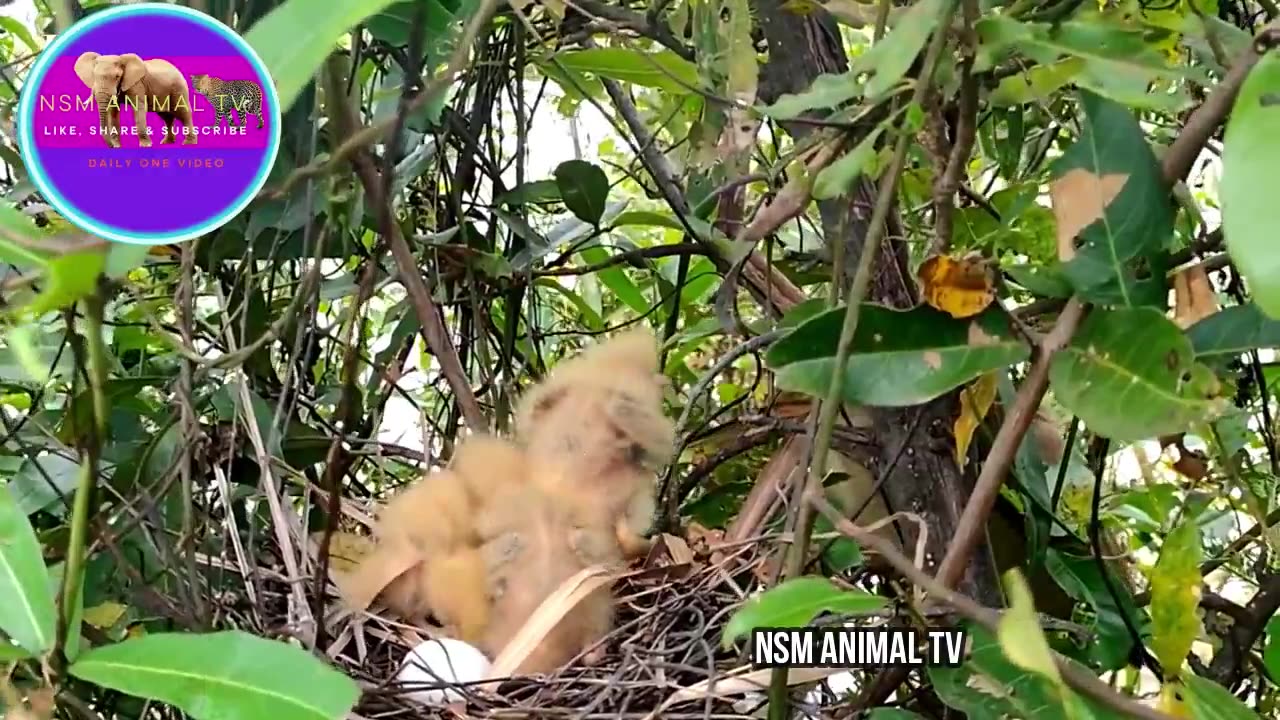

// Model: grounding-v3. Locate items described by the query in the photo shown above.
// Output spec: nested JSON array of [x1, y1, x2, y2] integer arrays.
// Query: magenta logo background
[[18, 5, 282, 244]]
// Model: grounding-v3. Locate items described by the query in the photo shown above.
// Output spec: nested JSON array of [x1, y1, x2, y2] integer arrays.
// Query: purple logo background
[[24, 12, 278, 236]]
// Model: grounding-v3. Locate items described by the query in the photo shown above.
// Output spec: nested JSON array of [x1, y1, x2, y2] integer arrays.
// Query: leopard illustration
[[190, 74, 265, 130]]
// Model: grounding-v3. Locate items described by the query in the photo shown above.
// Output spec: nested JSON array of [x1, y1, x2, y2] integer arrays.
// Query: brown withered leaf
[[918, 252, 997, 319], [1049, 168, 1129, 261], [1173, 263, 1219, 329]]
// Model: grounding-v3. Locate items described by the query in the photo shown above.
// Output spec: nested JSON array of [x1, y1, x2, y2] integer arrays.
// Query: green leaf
[[8, 453, 79, 516], [366, 0, 464, 51], [1265, 616, 1280, 684], [246, 0, 400, 112], [611, 211, 685, 231], [534, 278, 604, 331], [763, 0, 945, 118], [764, 72, 862, 120], [103, 243, 152, 280], [1050, 91, 1173, 307], [766, 304, 1030, 407], [812, 125, 885, 200], [990, 58, 1085, 106], [931, 625, 1127, 720], [860, 0, 947, 97], [0, 17, 41, 54], [1222, 51, 1280, 320], [1005, 263, 1073, 298], [1186, 303, 1280, 357], [554, 160, 610, 226], [779, 298, 830, 328], [865, 710, 926, 720], [498, 179, 562, 206], [553, 48, 700, 93], [68, 630, 360, 720], [997, 570, 1062, 685], [4, 324, 53, 384], [0, 641, 33, 661], [1181, 674, 1259, 719], [0, 206, 50, 269], [26, 251, 106, 317], [977, 17, 1193, 111], [48, 560, 85, 661], [0, 484, 57, 655], [721, 577, 887, 648], [579, 246, 649, 314], [1048, 307, 1226, 442], [1148, 519, 1202, 675], [1044, 549, 1136, 670]]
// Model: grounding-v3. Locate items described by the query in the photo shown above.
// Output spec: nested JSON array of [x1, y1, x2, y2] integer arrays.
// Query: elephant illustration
[[73, 52, 197, 148]]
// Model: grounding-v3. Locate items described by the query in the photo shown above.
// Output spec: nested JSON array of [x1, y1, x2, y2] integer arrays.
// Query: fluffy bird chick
[[335, 434, 527, 645], [474, 461, 623, 674], [514, 328, 675, 559]]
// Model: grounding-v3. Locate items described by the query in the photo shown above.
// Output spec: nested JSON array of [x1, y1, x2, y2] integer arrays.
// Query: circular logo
[[17, 3, 282, 245]]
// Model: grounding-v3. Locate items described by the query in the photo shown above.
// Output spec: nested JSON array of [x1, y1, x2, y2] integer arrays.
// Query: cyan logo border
[[16, 2, 283, 246]]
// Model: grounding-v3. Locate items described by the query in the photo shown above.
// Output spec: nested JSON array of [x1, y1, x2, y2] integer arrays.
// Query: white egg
[[395, 637, 492, 705]]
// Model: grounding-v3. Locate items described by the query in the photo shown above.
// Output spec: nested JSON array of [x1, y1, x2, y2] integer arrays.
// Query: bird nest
[[312, 531, 868, 720]]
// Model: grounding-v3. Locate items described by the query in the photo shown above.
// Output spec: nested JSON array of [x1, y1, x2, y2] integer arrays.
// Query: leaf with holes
[[68, 631, 359, 720], [721, 577, 886, 648], [1048, 91, 1173, 307], [1044, 549, 1136, 671], [766, 304, 1029, 407], [1048, 307, 1227, 441]]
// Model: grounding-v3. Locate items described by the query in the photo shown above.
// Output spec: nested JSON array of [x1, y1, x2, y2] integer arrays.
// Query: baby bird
[[474, 459, 623, 674], [335, 434, 527, 645], [513, 328, 676, 559]]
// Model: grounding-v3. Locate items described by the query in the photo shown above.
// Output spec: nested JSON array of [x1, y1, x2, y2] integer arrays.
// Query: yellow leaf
[[82, 602, 126, 629], [918, 252, 996, 319], [997, 569, 1063, 686], [125, 623, 146, 639], [1149, 520, 1203, 675], [1049, 168, 1129, 262], [1159, 682, 1192, 718], [954, 373, 998, 465]]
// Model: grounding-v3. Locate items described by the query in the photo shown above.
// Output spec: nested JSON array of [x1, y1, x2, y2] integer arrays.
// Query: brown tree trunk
[[751, 4, 1003, 608]]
